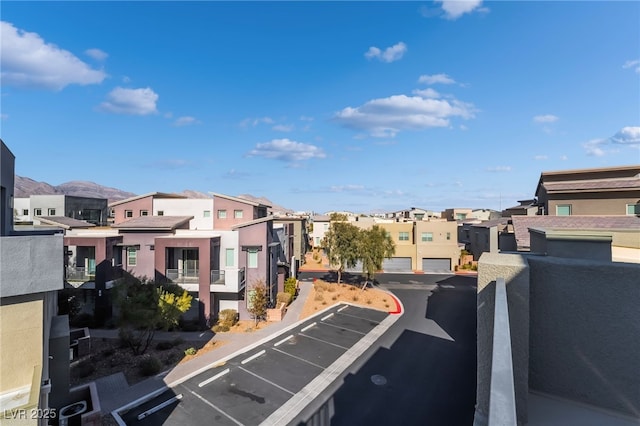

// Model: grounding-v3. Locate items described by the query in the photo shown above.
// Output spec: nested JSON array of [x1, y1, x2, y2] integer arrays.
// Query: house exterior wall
[[120, 232, 157, 278], [30, 195, 66, 219], [1, 142, 15, 236], [546, 192, 640, 216], [441, 208, 473, 221], [111, 196, 153, 224], [237, 221, 274, 319], [153, 198, 214, 230], [14, 198, 30, 222], [213, 196, 257, 230], [310, 220, 330, 247], [64, 196, 108, 226], [415, 220, 460, 270]]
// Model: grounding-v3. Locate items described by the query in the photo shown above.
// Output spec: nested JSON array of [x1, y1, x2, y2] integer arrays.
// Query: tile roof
[[543, 178, 640, 192], [112, 215, 193, 230], [511, 216, 640, 249], [37, 216, 96, 229]]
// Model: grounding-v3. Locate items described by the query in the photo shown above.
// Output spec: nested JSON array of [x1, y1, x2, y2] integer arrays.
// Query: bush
[[179, 319, 201, 332], [314, 293, 324, 302], [218, 309, 238, 328], [184, 347, 197, 356], [212, 325, 230, 333], [138, 355, 162, 376], [101, 347, 115, 358], [163, 352, 179, 365], [284, 278, 298, 298], [171, 337, 185, 347], [314, 280, 331, 292], [155, 341, 174, 351], [276, 292, 292, 306]]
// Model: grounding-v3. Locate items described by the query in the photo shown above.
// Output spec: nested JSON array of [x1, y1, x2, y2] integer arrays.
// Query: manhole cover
[[370, 374, 387, 386]]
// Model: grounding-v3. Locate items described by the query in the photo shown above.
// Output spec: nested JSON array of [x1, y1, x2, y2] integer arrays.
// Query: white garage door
[[422, 258, 451, 272], [382, 257, 412, 272]]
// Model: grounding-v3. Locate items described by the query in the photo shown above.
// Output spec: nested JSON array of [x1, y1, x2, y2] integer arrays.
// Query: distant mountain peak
[[15, 175, 136, 202]]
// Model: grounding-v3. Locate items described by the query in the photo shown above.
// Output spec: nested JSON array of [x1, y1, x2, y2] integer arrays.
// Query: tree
[[329, 212, 348, 221], [358, 225, 395, 283], [322, 221, 360, 284], [114, 276, 192, 355], [247, 280, 268, 326]]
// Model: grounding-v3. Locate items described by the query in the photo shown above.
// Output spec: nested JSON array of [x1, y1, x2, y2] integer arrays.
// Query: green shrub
[[212, 325, 230, 333], [284, 278, 298, 298], [218, 309, 238, 327], [184, 347, 197, 356], [138, 355, 162, 376], [163, 352, 179, 365], [276, 292, 292, 306]]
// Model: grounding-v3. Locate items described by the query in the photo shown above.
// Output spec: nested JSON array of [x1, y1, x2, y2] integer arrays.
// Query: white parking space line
[[274, 335, 294, 347], [321, 313, 334, 321], [440, 284, 455, 288], [272, 347, 325, 370], [188, 389, 244, 426], [299, 333, 349, 350], [301, 322, 316, 332], [136, 394, 183, 421], [241, 350, 266, 365], [198, 368, 230, 388], [237, 366, 295, 396], [317, 320, 366, 336], [337, 305, 348, 312], [336, 310, 381, 324]]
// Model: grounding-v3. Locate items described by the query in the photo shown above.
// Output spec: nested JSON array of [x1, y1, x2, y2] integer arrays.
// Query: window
[[140, 210, 149, 216], [22, 209, 28, 215], [556, 205, 572, 216], [626, 204, 640, 215], [248, 250, 258, 268], [324, 223, 329, 230], [414, 213, 424, 221], [127, 247, 137, 266], [157, 210, 164, 216], [203, 210, 211, 218], [48, 208, 56, 216], [421, 232, 434, 242], [218, 210, 227, 219], [315, 237, 320, 246], [399, 232, 410, 241], [34, 208, 42, 216], [455, 213, 467, 220], [125, 210, 133, 218], [446, 232, 451, 240], [226, 248, 235, 267], [234, 210, 243, 219], [149, 245, 155, 251]]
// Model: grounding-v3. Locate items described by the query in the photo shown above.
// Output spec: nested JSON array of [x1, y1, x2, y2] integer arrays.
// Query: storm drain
[[370, 375, 387, 386]]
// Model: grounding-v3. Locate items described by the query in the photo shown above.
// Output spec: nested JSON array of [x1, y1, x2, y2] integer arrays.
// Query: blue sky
[[2, 1, 639, 213]]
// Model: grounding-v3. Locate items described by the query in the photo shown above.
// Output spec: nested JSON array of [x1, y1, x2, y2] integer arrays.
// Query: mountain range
[[14, 176, 293, 213]]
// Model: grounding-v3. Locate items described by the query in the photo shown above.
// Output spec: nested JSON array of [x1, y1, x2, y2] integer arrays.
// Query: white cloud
[[247, 139, 326, 162], [533, 155, 548, 160], [533, 114, 559, 123], [299, 116, 314, 122], [486, 166, 512, 172], [85, 48, 108, 61], [364, 42, 407, 63], [273, 124, 294, 132], [173, 116, 199, 126], [436, 0, 485, 20], [560, 155, 568, 161], [1, 21, 107, 90], [412, 88, 441, 98], [240, 116, 274, 127], [418, 73, 456, 85], [334, 94, 476, 137], [99, 87, 159, 115], [330, 184, 365, 193], [622, 59, 640, 74], [583, 126, 640, 156], [223, 169, 251, 179]]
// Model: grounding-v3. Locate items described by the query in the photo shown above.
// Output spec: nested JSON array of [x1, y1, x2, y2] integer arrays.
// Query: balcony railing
[[210, 270, 225, 284], [238, 267, 246, 287], [165, 269, 199, 283], [66, 266, 95, 282]]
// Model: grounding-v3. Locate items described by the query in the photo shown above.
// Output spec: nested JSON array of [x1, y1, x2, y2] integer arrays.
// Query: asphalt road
[[299, 272, 478, 426]]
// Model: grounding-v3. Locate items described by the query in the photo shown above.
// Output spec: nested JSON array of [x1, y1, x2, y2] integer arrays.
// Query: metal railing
[[488, 277, 517, 426], [66, 266, 95, 282], [165, 269, 199, 283], [210, 270, 225, 284]]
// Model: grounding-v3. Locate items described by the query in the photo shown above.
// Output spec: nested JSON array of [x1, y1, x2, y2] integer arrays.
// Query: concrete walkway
[[95, 280, 313, 414]]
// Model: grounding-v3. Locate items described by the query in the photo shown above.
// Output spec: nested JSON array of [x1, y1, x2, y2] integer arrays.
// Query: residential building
[[210, 193, 269, 230], [1, 140, 100, 424], [441, 208, 473, 221], [15, 194, 109, 226], [385, 207, 439, 221], [274, 216, 310, 274], [510, 215, 640, 263], [465, 218, 513, 261], [109, 192, 187, 224], [469, 208, 502, 221], [502, 199, 538, 217], [535, 165, 640, 216], [310, 215, 331, 247], [475, 229, 640, 426]]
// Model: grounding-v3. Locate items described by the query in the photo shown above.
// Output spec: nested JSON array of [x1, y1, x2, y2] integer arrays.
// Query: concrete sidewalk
[[96, 280, 313, 414]]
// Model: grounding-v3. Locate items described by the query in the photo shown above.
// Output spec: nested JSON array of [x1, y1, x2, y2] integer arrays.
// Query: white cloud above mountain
[[364, 42, 407, 63], [247, 139, 326, 162], [99, 87, 159, 115]]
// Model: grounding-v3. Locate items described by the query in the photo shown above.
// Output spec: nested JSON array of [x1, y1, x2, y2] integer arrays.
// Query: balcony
[[209, 267, 246, 293], [165, 269, 199, 283], [210, 270, 225, 284], [66, 266, 95, 283]]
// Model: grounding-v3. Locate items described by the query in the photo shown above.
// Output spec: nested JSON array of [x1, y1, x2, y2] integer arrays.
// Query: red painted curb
[[388, 293, 402, 315]]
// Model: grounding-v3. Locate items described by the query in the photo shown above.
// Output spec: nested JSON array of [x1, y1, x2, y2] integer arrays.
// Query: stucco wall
[[120, 233, 157, 278], [154, 199, 214, 230], [14, 197, 31, 222], [213, 196, 256, 230], [547, 192, 640, 216], [112, 197, 153, 224], [476, 252, 530, 424], [30, 195, 65, 218], [527, 256, 640, 417]]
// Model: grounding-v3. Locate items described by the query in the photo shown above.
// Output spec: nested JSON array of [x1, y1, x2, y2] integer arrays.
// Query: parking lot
[[116, 303, 390, 425]]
